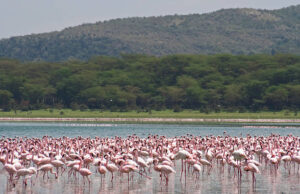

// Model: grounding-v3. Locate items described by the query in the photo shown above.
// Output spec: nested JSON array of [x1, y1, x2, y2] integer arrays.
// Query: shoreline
[[0, 117, 300, 123]]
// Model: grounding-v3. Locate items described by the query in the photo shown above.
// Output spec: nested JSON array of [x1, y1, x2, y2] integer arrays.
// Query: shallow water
[[1, 160, 300, 194], [1, 122, 300, 138], [1, 122, 300, 194]]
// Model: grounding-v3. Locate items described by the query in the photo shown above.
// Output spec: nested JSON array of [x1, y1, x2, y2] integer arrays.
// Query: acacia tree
[[0, 90, 13, 111]]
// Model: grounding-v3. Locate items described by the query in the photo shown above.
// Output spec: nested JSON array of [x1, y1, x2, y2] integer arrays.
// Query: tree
[[159, 86, 184, 109], [204, 89, 221, 111], [288, 85, 300, 109], [4, 77, 25, 103], [223, 85, 243, 108], [0, 54, 299, 111], [0, 90, 13, 110], [185, 86, 206, 109], [177, 75, 198, 89], [243, 80, 269, 109], [79, 86, 106, 109], [56, 74, 95, 106], [22, 84, 45, 105], [263, 86, 288, 110]]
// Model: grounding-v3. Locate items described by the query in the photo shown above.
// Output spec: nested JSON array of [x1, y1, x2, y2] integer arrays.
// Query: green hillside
[[0, 5, 299, 61]]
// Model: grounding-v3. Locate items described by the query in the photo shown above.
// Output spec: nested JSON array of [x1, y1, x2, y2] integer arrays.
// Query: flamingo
[[244, 160, 260, 185], [153, 159, 163, 184], [198, 155, 212, 174], [160, 164, 176, 185], [15, 167, 37, 186], [1, 133, 300, 191], [232, 149, 247, 181], [192, 163, 202, 179], [104, 155, 119, 182], [2, 151, 17, 182], [281, 154, 292, 173], [172, 150, 191, 181], [49, 153, 65, 175], [119, 160, 138, 183], [78, 158, 92, 185], [97, 161, 108, 180], [38, 164, 57, 180]]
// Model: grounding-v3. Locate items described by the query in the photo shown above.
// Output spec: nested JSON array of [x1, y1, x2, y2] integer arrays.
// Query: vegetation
[[0, 5, 300, 61], [0, 109, 299, 119], [0, 54, 300, 114]]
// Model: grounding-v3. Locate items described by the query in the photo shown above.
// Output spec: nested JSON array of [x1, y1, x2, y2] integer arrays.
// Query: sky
[[0, 0, 299, 39]]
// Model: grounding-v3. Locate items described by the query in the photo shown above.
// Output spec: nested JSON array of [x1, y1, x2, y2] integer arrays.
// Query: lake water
[[1, 122, 300, 138], [1, 122, 300, 194]]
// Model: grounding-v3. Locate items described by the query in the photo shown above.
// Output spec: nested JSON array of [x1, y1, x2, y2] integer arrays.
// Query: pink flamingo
[[77, 157, 92, 185], [37, 164, 57, 180], [172, 150, 191, 181], [244, 160, 260, 185], [97, 161, 108, 180], [3, 151, 17, 182], [15, 167, 37, 186], [104, 155, 119, 182], [160, 164, 176, 185]]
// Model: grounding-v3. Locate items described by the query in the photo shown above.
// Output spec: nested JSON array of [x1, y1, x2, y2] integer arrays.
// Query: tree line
[[0, 54, 300, 112]]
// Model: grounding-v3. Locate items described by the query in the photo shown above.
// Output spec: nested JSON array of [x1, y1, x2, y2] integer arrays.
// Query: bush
[[120, 108, 129, 112], [2, 106, 11, 112], [200, 107, 210, 114], [146, 108, 152, 114], [54, 103, 64, 110], [238, 107, 246, 113], [173, 106, 182, 112], [224, 107, 236, 112], [79, 104, 88, 111], [70, 103, 80, 111], [284, 110, 290, 116]]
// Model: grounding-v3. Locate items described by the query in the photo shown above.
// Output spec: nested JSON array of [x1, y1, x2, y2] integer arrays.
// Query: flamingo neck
[[79, 161, 82, 170], [5, 152, 9, 164], [31, 150, 34, 160], [10, 151, 14, 164]]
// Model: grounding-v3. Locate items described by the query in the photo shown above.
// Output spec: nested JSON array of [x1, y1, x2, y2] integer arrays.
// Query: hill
[[0, 5, 299, 61]]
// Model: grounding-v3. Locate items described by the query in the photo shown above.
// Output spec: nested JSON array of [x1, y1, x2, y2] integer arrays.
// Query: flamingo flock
[[0, 133, 300, 191]]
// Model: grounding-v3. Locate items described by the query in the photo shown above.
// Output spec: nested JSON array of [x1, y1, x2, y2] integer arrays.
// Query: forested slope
[[0, 5, 299, 61]]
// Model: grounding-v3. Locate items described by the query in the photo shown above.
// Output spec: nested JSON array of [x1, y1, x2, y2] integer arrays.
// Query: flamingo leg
[[61, 167, 65, 175], [185, 161, 187, 182], [180, 159, 183, 181], [87, 176, 91, 185], [43, 171, 46, 180], [166, 174, 169, 186]]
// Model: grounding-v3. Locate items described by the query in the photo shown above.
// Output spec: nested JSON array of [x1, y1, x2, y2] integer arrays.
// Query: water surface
[[1, 122, 300, 138], [1, 122, 300, 194]]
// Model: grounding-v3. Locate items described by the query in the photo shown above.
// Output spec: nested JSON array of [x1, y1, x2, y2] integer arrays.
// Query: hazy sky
[[0, 0, 299, 39]]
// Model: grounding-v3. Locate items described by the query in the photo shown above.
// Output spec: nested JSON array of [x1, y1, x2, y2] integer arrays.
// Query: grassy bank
[[0, 109, 299, 119]]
